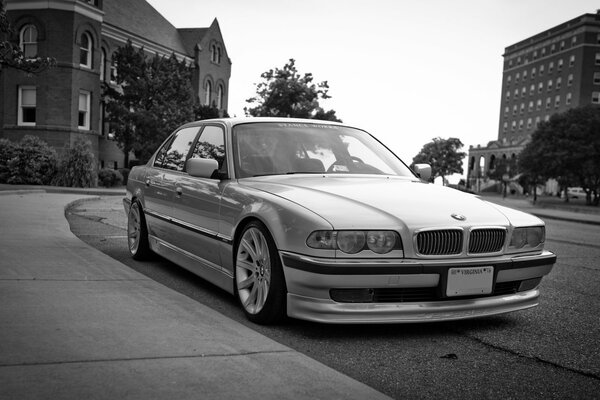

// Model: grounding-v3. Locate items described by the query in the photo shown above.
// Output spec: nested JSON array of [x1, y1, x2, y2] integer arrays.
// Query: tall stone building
[[467, 11, 600, 191], [0, 0, 231, 169]]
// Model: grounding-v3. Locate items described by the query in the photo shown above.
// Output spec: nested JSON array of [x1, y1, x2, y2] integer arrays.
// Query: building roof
[[103, 0, 192, 56], [178, 28, 209, 54]]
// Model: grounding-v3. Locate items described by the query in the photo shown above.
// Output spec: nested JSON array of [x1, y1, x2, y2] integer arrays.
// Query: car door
[[170, 125, 229, 274], [143, 126, 201, 242]]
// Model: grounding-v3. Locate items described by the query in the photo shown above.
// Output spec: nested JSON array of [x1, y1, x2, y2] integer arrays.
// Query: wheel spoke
[[238, 274, 254, 290], [241, 237, 259, 262]]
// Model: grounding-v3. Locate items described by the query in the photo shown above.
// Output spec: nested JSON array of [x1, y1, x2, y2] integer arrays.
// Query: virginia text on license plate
[[446, 266, 494, 297]]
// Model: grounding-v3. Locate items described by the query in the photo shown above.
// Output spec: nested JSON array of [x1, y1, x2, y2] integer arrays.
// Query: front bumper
[[280, 250, 556, 323]]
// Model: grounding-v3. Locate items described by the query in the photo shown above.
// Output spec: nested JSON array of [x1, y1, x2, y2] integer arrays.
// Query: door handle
[[145, 179, 151, 187], [176, 187, 183, 197]]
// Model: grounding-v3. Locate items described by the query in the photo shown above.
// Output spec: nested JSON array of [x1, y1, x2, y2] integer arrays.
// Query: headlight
[[367, 231, 397, 254], [337, 231, 366, 254], [307, 230, 402, 255], [509, 227, 545, 250]]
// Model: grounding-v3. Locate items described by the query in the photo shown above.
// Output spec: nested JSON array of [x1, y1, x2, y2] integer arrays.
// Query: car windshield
[[232, 122, 415, 178]]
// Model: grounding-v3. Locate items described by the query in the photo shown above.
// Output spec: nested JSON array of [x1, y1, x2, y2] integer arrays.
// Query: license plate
[[446, 266, 494, 297]]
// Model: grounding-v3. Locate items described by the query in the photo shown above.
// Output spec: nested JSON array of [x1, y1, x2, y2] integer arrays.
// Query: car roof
[[183, 117, 347, 129]]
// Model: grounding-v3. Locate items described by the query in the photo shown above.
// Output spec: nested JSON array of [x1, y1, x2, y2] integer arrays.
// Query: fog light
[[330, 288, 374, 303], [518, 278, 542, 292]]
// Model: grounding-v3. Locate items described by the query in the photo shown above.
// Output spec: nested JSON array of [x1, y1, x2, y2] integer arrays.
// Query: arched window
[[217, 84, 224, 109], [100, 49, 106, 81], [20, 25, 38, 58], [217, 47, 222, 64], [210, 45, 216, 63], [489, 155, 496, 170], [80, 32, 92, 68], [205, 80, 212, 105]]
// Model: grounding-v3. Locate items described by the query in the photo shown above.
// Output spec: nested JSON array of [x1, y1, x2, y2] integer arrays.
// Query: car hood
[[240, 175, 541, 230]]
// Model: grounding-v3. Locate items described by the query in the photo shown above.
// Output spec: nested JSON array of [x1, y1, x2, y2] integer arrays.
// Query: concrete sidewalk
[[0, 192, 390, 400]]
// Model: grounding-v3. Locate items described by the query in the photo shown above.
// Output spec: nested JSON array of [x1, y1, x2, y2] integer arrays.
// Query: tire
[[234, 221, 287, 324], [127, 200, 152, 260]]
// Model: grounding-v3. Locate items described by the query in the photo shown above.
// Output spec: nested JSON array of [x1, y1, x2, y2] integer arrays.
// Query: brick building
[[467, 11, 600, 192], [0, 0, 231, 169]]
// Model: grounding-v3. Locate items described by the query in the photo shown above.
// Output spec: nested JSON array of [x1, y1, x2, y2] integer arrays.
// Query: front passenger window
[[154, 127, 200, 171], [191, 126, 227, 173]]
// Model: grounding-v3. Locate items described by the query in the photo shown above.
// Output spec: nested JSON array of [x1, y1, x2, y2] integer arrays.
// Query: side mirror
[[186, 158, 219, 178], [413, 164, 432, 182]]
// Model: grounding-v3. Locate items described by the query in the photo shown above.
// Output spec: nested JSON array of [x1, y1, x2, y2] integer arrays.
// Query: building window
[[546, 97, 551, 109], [79, 32, 92, 68], [569, 55, 575, 67], [556, 77, 562, 90], [560, 41, 565, 51], [512, 105, 517, 116], [20, 25, 38, 59], [504, 106, 509, 116], [100, 49, 106, 81], [551, 44, 556, 53], [520, 103, 525, 114], [530, 84, 535, 95], [555, 95, 560, 108], [204, 80, 212, 105], [541, 48, 546, 57], [597, 33, 600, 44], [566, 93, 572, 105], [217, 84, 224, 109], [544, 115, 550, 122], [527, 118, 532, 129], [557, 59, 563, 71], [568, 74, 573, 86], [507, 75, 512, 85], [503, 122, 508, 132], [528, 101, 534, 112], [515, 72, 520, 82], [592, 92, 600, 104], [548, 61, 554, 73], [538, 82, 543, 93], [521, 87, 526, 97], [533, 50, 538, 59], [109, 58, 118, 83], [514, 89, 519, 98], [595, 53, 600, 66], [523, 70, 528, 80], [18, 86, 36, 126], [594, 72, 600, 85], [531, 67, 536, 79], [78, 90, 91, 130], [547, 79, 553, 92], [518, 120, 523, 130], [572, 36, 577, 46], [505, 91, 510, 101], [511, 121, 516, 131], [535, 116, 541, 127], [536, 99, 542, 110]]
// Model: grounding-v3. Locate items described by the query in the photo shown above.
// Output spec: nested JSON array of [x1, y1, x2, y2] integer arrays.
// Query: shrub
[[118, 168, 130, 185], [1, 136, 58, 185], [54, 139, 97, 187], [0, 138, 17, 183], [98, 168, 124, 187]]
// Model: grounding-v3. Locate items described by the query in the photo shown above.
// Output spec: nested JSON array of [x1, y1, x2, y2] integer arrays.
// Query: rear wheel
[[235, 221, 287, 324], [127, 201, 152, 260]]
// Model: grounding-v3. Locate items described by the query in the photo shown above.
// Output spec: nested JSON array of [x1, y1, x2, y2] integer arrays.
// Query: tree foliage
[[0, 0, 55, 74], [103, 41, 197, 164], [519, 105, 600, 205], [412, 137, 466, 184], [53, 139, 97, 188], [245, 58, 341, 122]]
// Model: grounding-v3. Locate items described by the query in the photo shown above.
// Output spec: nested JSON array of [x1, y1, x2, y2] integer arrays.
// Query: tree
[[245, 58, 341, 122], [412, 137, 466, 184], [0, 0, 55, 74], [103, 41, 196, 164], [487, 156, 518, 197], [519, 105, 600, 205]]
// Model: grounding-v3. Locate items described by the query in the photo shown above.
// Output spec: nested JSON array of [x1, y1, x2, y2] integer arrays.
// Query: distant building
[[467, 11, 600, 191], [0, 0, 231, 169]]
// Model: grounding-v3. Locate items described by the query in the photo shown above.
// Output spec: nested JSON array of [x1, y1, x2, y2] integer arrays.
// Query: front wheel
[[127, 201, 152, 260], [235, 221, 287, 324]]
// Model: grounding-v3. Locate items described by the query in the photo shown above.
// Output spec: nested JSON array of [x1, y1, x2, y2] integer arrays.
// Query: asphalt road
[[66, 196, 600, 400]]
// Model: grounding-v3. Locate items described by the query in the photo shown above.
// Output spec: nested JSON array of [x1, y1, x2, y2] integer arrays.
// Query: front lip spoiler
[[286, 289, 541, 324], [280, 251, 557, 275]]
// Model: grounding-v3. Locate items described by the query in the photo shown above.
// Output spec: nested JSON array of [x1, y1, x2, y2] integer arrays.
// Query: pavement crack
[[0, 349, 295, 368], [461, 332, 600, 382]]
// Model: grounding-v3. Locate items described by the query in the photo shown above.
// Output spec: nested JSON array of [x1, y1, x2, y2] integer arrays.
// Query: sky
[[147, 0, 599, 182]]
